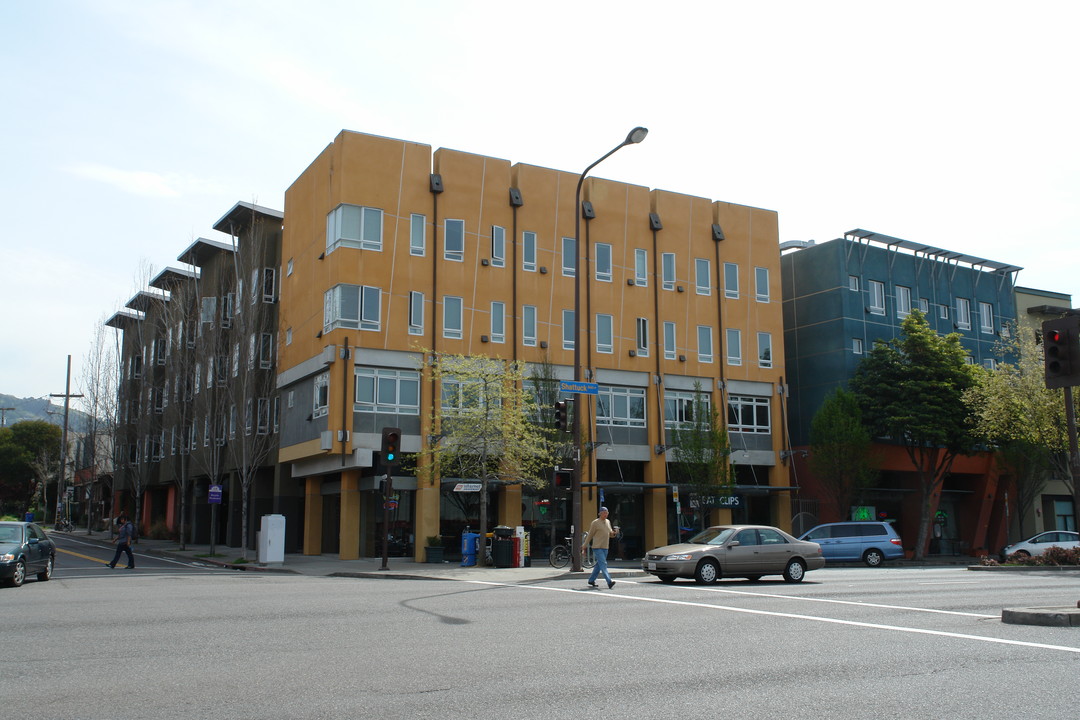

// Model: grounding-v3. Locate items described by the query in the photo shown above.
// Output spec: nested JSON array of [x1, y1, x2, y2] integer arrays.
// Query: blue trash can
[[24, 511, 34, 522], [461, 532, 479, 567]]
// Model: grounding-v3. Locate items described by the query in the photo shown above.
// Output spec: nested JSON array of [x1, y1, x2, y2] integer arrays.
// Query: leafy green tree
[[0, 421, 63, 512], [669, 383, 733, 530], [850, 310, 982, 560], [809, 387, 877, 521], [418, 352, 559, 565], [963, 323, 1078, 536]]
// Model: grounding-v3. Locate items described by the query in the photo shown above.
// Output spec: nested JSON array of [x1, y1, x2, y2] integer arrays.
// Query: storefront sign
[[453, 483, 482, 492]]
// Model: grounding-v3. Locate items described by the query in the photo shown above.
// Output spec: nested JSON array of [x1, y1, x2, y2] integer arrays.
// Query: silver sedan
[[642, 524, 825, 584]]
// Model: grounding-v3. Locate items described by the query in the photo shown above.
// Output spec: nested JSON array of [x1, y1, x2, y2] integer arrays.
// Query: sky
[[2, 0, 1078, 409]]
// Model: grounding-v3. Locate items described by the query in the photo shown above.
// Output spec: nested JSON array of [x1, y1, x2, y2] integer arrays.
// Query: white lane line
[[57, 536, 214, 569], [465, 581, 1080, 655], [614, 579, 997, 618]]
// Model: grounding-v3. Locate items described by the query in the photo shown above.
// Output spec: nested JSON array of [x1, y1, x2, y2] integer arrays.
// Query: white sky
[[3, 0, 1078, 406]]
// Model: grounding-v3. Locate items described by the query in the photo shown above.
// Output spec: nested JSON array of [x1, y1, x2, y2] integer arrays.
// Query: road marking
[[55, 538, 218, 569], [616, 579, 997, 618], [466, 580, 1080, 655], [56, 547, 111, 564]]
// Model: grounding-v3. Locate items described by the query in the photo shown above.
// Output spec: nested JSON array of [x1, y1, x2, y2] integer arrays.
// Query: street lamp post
[[570, 126, 648, 572]]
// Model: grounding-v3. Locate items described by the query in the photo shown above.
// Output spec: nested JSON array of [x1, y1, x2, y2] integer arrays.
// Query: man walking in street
[[584, 507, 617, 589], [108, 514, 136, 569]]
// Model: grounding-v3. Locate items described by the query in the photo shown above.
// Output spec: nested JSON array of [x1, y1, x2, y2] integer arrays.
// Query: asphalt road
[[4, 557, 1079, 720]]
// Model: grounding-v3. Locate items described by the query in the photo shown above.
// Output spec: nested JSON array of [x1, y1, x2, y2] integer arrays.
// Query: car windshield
[[0, 526, 21, 543], [687, 527, 736, 546]]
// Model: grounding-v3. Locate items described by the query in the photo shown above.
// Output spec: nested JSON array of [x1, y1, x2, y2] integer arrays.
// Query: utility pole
[[0, 407, 14, 426], [50, 355, 83, 525]]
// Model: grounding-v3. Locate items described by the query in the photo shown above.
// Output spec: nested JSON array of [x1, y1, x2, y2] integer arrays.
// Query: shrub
[[146, 520, 174, 541], [1038, 545, 1080, 566]]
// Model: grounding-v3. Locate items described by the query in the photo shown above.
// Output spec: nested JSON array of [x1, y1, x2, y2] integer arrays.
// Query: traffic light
[[1042, 317, 1080, 389], [553, 401, 568, 431], [380, 426, 401, 473]]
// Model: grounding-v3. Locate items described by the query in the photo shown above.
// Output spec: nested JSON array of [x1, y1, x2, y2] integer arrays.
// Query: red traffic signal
[[1042, 317, 1080, 389]]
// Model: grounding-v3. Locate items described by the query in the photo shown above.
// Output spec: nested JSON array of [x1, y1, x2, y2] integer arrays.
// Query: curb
[[1002, 606, 1080, 627]]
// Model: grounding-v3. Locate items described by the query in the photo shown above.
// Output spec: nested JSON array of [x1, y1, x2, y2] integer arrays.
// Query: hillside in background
[[0, 393, 94, 433]]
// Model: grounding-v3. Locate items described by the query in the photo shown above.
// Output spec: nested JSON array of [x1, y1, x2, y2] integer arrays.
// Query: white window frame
[[596, 385, 647, 428], [444, 219, 465, 262], [728, 395, 771, 434], [522, 305, 537, 347], [979, 302, 994, 334], [695, 258, 711, 296], [853, 337, 864, 355], [490, 225, 506, 267], [757, 331, 772, 368], [409, 291, 424, 336], [755, 266, 770, 303], [697, 325, 714, 364], [868, 280, 885, 315], [313, 372, 329, 419], [595, 243, 612, 282], [724, 263, 739, 299], [636, 317, 649, 357], [663, 321, 676, 360], [562, 237, 576, 277], [919, 297, 929, 313], [410, 213, 426, 256], [956, 297, 971, 330], [634, 249, 648, 286], [896, 285, 912, 318], [596, 314, 614, 354], [323, 284, 382, 333], [443, 296, 463, 339], [726, 328, 742, 366], [664, 389, 711, 429], [326, 204, 383, 253], [848, 275, 860, 292], [522, 231, 537, 272], [562, 309, 575, 350], [355, 367, 422, 415], [490, 301, 506, 343], [662, 252, 676, 291]]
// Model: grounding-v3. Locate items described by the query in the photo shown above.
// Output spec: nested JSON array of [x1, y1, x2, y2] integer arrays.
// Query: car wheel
[[694, 559, 720, 585], [783, 558, 806, 583], [658, 575, 676, 584], [37, 556, 54, 582], [863, 549, 884, 567], [11, 559, 26, 587], [1014, 550, 1030, 559]]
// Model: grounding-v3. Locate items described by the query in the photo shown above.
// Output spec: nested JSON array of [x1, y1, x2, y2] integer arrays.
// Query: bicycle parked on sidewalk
[[548, 535, 596, 569], [54, 518, 74, 532]]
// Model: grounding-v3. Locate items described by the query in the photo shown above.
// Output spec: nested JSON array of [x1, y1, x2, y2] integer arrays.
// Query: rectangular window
[[662, 252, 676, 291], [200, 296, 217, 326], [326, 204, 382, 253], [220, 294, 233, 328], [410, 214, 426, 256], [697, 326, 714, 363], [285, 327, 292, 345], [562, 310, 575, 350], [664, 390, 711, 428], [755, 266, 770, 302], [244, 399, 252, 436], [724, 263, 739, 299], [522, 231, 537, 272], [979, 302, 994, 334], [663, 321, 676, 360], [257, 397, 271, 435], [490, 301, 506, 343], [597, 385, 646, 427], [562, 237, 576, 277], [443, 296, 463, 339], [595, 243, 612, 282], [868, 280, 885, 315], [323, 284, 381, 333], [848, 275, 860, 292], [728, 395, 771, 434], [409, 291, 424, 335], [262, 268, 276, 303], [491, 226, 506, 267], [523, 305, 537, 347], [636, 317, 649, 357], [286, 258, 294, 276], [919, 297, 929, 313], [896, 285, 912, 318], [355, 367, 421, 415], [695, 258, 711, 295], [726, 328, 742, 366], [853, 337, 864, 355], [313, 373, 329, 418], [444, 219, 465, 262], [259, 333, 273, 369], [596, 314, 613, 354], [634, 249, 648, 286], [757, 332, 772, 368], [956, 298, 971, 330]]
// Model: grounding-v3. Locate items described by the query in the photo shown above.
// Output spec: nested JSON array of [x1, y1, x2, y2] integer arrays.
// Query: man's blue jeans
[[588, 547, 611, 585], [110, 542, 134, 568]]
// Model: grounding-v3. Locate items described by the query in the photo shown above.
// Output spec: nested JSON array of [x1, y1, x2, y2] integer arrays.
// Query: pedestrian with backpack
[[108, 514, 136, 569]]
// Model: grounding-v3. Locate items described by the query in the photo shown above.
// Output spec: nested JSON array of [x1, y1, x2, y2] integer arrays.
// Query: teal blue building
[[780, 229, 1020, 447]]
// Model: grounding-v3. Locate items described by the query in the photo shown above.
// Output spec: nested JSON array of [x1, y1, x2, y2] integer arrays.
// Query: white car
[[1001, 531, 1079, 559]]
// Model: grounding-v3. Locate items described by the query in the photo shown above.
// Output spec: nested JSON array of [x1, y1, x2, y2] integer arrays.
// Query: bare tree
[[76, 318, 119, 533]]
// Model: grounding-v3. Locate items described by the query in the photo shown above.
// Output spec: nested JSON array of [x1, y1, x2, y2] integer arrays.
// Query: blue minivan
[[799, 521, 904, 566]]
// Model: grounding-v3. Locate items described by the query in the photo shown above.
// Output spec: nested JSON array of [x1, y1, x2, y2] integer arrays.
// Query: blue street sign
[[559, 380, 599, 395], [208, 484, 223, 505]]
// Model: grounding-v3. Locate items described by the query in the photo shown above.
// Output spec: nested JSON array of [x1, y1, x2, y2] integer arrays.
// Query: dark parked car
[[642, 524, 825, 584], [799, 521, 904, 566], [0, 521, 56, 587]]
